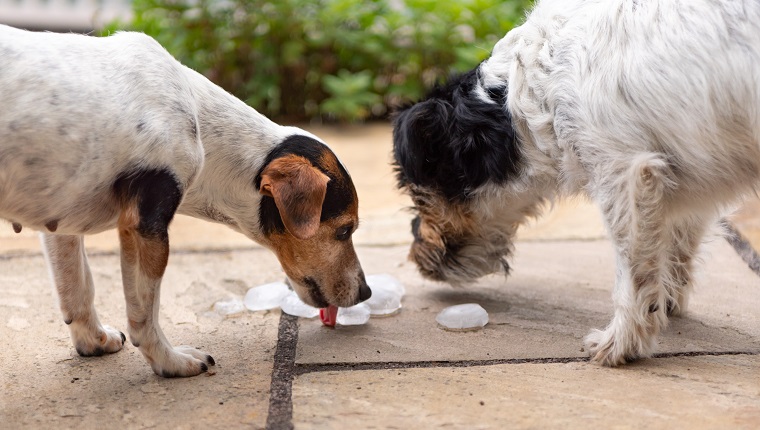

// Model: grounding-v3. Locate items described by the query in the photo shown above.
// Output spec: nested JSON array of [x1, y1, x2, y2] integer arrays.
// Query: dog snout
[[358, 280, 372, 303]]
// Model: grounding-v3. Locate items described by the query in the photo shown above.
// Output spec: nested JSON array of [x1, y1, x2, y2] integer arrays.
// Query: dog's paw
[[584, 328, 642, 367], [148, 345, 215, 378], [74, 324, 126, 357]]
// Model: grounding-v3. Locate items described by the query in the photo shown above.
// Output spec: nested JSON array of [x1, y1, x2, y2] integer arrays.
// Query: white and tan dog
[[393, 0, 760, 366], [0, 24, 370, 377]]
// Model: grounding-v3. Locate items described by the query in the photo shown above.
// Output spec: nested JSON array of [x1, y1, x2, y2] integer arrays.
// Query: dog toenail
[[120, 332, 127, 344], [206, 355, 215, 366], [201, 362, 208, 372], [45, 219, 58, 232]]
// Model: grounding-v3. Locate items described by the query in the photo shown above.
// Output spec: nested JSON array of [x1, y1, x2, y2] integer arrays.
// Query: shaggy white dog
[[393, 0, 760, 365]]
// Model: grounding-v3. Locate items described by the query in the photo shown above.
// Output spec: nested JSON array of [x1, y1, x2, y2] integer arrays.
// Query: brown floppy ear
[[259, 154, 330, 240]]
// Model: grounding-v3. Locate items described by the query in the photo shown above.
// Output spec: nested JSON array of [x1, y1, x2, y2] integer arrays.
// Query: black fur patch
[[255, 135, 355, 236], [113, 168, 183, 239], [393, 67, 522, 201]]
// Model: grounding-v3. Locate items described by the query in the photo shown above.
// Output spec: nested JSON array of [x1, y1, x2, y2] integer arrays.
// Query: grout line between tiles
[[265, 313, 299, 430], [292, 350, 759, 376]]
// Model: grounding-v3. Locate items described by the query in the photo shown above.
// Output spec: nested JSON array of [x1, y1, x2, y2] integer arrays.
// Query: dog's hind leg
[[115, 168, 214, 377], [585, 154, 676, 366], [41, 234, 126, 356]]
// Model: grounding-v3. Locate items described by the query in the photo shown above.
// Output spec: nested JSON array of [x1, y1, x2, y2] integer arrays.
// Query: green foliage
[[103, 0, 533, 122]]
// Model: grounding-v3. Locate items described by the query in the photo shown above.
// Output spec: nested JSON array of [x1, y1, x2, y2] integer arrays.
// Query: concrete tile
[[0, 249, 285, 429], [296, 239, 760, 364], [292, 355, 760, 429]]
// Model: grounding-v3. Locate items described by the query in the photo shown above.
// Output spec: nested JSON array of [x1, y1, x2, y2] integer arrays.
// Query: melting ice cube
[[280, 290, 319, 318], [364, 284, 402, 316], [243, 282, 289, 311], [213, 298, 246, 316], [435, 304, 489, 331], [364, 274, 404, 316], [336, 303, 371, 325]]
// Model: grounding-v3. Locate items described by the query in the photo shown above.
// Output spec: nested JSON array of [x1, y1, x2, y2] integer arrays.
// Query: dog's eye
[[335, 224, 353, 241]]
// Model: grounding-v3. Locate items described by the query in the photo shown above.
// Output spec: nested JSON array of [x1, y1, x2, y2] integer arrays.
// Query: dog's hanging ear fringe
[[392, 67, 522, 201]]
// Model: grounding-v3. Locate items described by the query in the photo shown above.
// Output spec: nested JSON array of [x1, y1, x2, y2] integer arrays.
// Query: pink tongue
[[319, 305, 339, 327]]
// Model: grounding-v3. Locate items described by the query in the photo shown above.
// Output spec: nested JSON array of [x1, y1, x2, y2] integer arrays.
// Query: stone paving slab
[[296, 239, 760, 365], [292, 355, 760, 429], [0, 249, 285, 429]]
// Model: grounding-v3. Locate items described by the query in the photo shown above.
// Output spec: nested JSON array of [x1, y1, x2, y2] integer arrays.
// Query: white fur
[[0, 25, 327, 376], [474, 0, 760, 365]]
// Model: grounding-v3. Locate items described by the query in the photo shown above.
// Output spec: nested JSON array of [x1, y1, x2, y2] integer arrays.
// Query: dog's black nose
[[358, 282, 372, 302], [411, 216, 422, 241]]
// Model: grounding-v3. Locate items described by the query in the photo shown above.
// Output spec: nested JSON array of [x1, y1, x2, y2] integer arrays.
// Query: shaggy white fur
[[394, 0, 760, 367], [476, 0, 760, 365]]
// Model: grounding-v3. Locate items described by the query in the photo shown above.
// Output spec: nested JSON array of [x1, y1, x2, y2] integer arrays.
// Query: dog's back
[[488, 0, 760, 206], [0, 25, 202, 234]]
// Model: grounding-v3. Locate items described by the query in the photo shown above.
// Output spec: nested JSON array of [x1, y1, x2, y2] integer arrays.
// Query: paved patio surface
[[1, 124, 759, 429]]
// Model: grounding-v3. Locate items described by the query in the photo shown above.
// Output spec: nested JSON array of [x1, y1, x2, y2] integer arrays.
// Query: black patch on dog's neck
[[255, 134, 355, 236], [392, 67, 522, 201]]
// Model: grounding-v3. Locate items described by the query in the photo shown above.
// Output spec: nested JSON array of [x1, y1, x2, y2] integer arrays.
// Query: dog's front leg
[[585, 155, 676, 366], [115, 171, 214, 377], [118, 214, 214, 377], [42, 234, 126, 356]]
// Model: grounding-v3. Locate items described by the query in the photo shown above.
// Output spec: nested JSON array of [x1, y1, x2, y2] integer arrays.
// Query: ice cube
[[366, 273, 405, 296], [244, 282, 289, 311], [213, 298, 246, 316], [364, 284, 402, 316], [336, 303, 371, 325], [364, 273, 404, 316], [435, 304, 489, 331], [280, 290, 319, 318]]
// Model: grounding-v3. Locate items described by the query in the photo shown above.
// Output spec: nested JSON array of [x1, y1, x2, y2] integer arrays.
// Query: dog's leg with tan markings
[[116, 168, 214, 377], [42, 234, 126, 356], [585, 155, 675, 366]]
